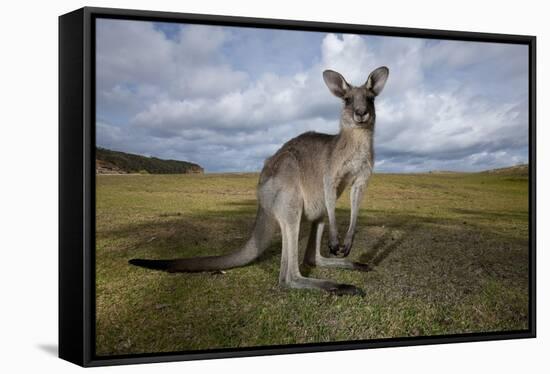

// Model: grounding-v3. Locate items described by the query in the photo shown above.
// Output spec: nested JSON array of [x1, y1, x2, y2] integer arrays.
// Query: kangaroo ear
[[323, 70, 350, 98], [365, 66, 389, 96]]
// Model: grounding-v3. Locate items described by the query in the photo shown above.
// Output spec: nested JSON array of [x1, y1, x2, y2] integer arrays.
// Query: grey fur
[[129, 66, 389, 296]]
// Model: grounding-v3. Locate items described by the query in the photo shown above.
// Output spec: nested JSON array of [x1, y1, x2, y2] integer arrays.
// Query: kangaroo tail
[[129, 207, 276, 273]]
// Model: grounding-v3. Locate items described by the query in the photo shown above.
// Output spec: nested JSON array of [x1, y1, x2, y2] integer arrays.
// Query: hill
[[96, 147, 203, 174], [483, 164, 528, 176]]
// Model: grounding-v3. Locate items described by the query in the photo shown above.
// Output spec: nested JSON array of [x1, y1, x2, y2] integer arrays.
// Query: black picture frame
[[59, 6, 537, 367]]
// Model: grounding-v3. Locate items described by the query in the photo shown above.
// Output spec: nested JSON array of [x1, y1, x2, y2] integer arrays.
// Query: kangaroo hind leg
[[278, 213, 365, 296]]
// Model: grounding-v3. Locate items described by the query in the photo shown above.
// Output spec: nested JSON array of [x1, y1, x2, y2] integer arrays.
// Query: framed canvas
[[59, 6, 536, 367]]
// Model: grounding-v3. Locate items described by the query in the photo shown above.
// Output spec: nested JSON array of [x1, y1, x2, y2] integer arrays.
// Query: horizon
[[96, 19, 529, 173], [97, 145, 528, 175]]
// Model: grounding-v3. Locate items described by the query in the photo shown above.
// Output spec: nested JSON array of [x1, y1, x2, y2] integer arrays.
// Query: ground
[[95, 170, 529, 356]]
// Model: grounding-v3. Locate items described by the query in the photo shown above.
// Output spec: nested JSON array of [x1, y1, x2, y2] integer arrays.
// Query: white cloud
[[320, 34, 373, 83], [130, 68, 340, 136], [96, 20, 248, 103]]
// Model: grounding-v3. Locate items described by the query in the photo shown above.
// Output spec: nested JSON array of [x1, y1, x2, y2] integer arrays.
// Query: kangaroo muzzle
[[353, 112, 370, 123]]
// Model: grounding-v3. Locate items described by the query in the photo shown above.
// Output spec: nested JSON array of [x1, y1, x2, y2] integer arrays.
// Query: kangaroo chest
[[344, 145, 373, 175], [333, 131, 374, 194]]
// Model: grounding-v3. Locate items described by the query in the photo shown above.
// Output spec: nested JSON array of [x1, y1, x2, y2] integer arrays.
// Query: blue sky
[[96, 18, 529, 173]]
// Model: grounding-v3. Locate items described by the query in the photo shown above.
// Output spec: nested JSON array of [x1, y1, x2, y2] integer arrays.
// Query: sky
[[96, 18, 529, 173]]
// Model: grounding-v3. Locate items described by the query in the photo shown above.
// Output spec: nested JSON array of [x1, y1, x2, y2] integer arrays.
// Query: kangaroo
[[130, 66, 389, 296]]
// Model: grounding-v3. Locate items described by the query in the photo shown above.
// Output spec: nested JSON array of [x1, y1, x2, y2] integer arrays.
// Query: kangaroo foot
[[328, 284, 365, 296]]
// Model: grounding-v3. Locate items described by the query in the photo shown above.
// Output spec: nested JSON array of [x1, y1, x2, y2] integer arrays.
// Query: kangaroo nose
[[354, 109, 366, 116]]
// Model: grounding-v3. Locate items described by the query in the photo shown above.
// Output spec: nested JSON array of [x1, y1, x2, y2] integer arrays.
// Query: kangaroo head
[[323, 66, 389, 128]]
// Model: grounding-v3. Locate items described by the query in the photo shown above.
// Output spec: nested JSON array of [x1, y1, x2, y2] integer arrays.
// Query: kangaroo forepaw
[[328, 284, 365, 297], [327, 243, 352, 258], [340, 242, 352, 257], [328, 241, 340, 256]]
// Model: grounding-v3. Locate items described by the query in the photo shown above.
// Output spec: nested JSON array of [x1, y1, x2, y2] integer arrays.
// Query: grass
[[95, 170, 529, 356]]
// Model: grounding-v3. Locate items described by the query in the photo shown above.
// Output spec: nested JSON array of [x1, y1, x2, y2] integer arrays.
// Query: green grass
[[95, 171, 529, 356]]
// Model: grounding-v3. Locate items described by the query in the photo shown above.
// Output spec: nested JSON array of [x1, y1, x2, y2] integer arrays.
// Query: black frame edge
[[59, 7, 87, 367], [58, 6, 536, 367], [86, 331, 534, 367], [83, 6, 95, 367], [529, 36, 536, 338], [81, 6, 535, 43]]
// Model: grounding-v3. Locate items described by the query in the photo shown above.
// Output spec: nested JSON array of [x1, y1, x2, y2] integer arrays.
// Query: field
[[95, 170, 529, 356]]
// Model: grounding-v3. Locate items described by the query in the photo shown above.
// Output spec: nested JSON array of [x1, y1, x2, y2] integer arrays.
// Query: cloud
[[130, 73, 339, 136], [96, 19, 249, 123], [96, 19, 529, 173]]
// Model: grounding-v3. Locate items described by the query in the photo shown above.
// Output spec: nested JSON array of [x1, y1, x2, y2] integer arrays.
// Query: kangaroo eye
[[344, 97, 352, 105]]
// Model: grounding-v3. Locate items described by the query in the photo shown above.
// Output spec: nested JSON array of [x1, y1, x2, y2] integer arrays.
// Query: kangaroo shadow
[[359, 228, 407, 266]]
